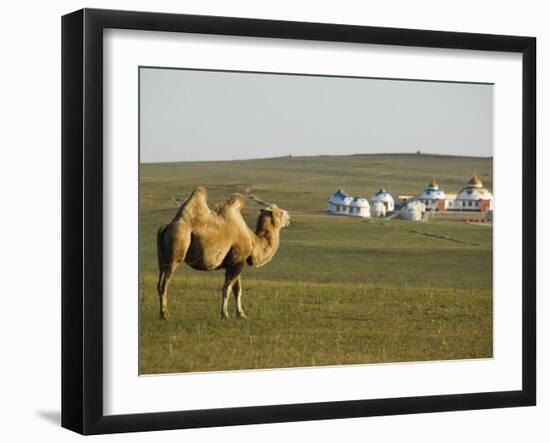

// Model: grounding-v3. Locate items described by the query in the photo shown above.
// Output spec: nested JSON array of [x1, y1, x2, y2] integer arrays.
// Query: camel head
[[258, 204, 290, 230]]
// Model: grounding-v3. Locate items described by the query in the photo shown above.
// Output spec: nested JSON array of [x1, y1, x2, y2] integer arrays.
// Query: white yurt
[[451, 175, 493, 212], [371, 201, 386, 218], [400, 201, 426, 221], [371, 188, 395, 212], [348, 197, 371, 218], [418, 179, 446, 210]]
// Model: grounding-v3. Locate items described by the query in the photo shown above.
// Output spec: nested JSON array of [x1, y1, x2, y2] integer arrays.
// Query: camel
[[156, 187, 290, 320]]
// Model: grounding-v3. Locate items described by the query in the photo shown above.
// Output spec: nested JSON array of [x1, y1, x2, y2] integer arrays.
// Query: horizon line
[[140, 152, 494, 165]]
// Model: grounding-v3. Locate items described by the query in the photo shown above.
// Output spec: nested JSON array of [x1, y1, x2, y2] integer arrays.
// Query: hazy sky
[[140, 68, 493, 163]]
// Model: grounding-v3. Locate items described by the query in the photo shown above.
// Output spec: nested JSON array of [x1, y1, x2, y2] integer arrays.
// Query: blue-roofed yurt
[[328, 189, 351, 215], [418, 179, 447, 211], [447, 175, 493, 212], [371, 188, 395, 212]]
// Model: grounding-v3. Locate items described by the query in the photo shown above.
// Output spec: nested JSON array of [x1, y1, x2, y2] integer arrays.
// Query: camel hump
[[189, 186, 207, 202], [214, 193, 246, 216], [174, 186, 210, 220]]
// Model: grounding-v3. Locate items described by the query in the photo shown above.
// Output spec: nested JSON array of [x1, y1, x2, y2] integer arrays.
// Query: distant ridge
[[141, 152, 493, 165]]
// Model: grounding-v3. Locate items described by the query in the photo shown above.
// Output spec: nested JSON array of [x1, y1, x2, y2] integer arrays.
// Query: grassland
[[139, 154, 493, 374]]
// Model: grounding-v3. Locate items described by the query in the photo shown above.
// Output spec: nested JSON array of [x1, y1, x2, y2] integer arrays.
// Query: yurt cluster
[[327, 175, 493, 221]]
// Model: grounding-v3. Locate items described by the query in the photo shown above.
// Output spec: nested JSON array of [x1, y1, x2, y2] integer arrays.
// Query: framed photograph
[[61, 8, 536, 435]]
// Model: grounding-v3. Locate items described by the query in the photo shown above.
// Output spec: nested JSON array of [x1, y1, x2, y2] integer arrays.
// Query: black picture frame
[[61, 8, 536, 435]]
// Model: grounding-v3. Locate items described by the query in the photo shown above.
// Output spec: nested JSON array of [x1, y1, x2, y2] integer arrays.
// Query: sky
[[140, 67, 493, 163]]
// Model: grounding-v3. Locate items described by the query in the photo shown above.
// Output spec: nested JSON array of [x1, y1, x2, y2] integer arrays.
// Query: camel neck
[[251, 226, 280, 268]]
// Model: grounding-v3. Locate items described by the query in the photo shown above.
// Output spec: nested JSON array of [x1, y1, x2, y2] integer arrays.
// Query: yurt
[[371, 188, 395, 212], [400, 201, 426, 221], [328, 189, 351, 215], [348, 197, 371, 218], [372, 201, 386, 217], [449, 175, 493, 212], [418, 179, 447, 211]]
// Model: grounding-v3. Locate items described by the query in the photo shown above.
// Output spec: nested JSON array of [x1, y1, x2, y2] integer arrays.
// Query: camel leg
[[220, 278, 232, 320], [221, 266, 242, 319], [232, 276, 247, 319], [157, 271, 166, 314], [156, 222, 190, 320], [157, 264, 178, 320]]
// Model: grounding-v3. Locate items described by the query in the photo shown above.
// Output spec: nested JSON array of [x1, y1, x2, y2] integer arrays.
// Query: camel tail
[[157, 222, 170, 270]]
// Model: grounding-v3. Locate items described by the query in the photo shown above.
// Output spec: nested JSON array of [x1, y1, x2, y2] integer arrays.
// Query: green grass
[[139, 154, 493, 374]]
